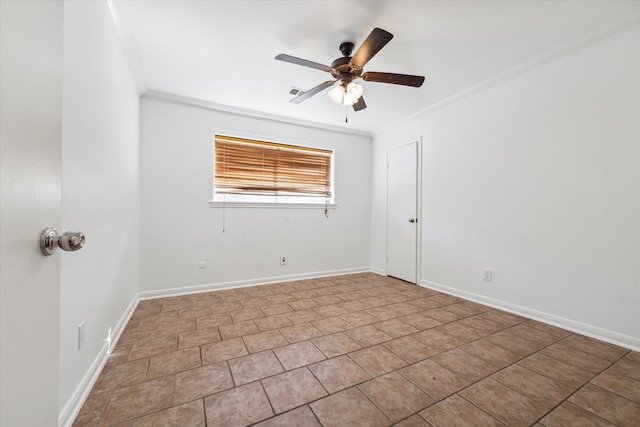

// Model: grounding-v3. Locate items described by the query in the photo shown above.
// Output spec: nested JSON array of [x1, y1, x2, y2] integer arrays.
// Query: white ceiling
[[114, 0, 639, 134]]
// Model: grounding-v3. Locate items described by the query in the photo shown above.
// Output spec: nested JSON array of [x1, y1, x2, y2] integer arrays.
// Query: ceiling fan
[[275, 28, 425, 112]]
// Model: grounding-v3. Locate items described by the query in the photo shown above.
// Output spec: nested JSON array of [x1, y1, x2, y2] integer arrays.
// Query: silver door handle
[[408, 218, 416, 223], [40, 227, 85, 256]]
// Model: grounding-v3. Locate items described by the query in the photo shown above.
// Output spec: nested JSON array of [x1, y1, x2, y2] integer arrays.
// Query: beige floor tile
[[132, 399, 206, 427], [102, 376, 174, 425], [261, 302, 293, 316], [310, 387, 391, 427], [156, 318, 196, 337], [147, 346, 201, 379], [382, 335, 437, 364], [90, 358, 149, 395], [541, 342, 614, 374], [200, 336, 248, 365], [569, 383, 640, 426], [458, 339, 521, 368], [262, 367, 328, 413], [375, 319, 419, 338], [341, 311, 378, 327], [177, 305, 211, 320], [242, 329, 289, 353], [366, 306, 401, 321], [177, 327, 221, 349], [195, 312, 233, 329], [308, 354, 371, 393], [345, 324, 393, 346], [72, 392, 110, 426], [591, 371, 640, 403], [231, 307, 265, 322], [312, 316, 353, 334], [128, 335, 178, 361], [394, 414, 432, 427], [254, 406, 321, 427], [491, 364, 574, 408], [218, 319, 259, 339], [311, 332, 362, 358], [516, 353, 592, 390], [484, 329, 547, 356], [540, 401, 616, 427], [411, 329, 465, 354], [175, 361, 234, 404], [560, 335, 628, 362], [77, 273, 639, 426], [285, 308, 322, 324], [348, 345, 408, 377], [279, 322, 323, 343], [254, 313, 294, 331], [460, 378, 550, 427], [606, 357, 640, 380], [431, 348, 499, 382], [436, 322, 485, 344], [273, 340, 326, 371], [314, 304, 349, 318], [420, 394, 504, 427], [359, 371, 434, 422], [228, 350, 284, 385], [399, 359, 470, 400], [398, 312, 442, 330], [204, 381, 274, 426]]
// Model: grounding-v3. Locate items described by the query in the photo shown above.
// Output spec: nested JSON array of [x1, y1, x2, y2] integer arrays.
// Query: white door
[[0, 2, 63, 425], [387, 142, 418, 283]]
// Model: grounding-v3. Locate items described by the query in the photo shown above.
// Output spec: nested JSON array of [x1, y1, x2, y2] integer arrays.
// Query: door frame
[[385, 137, 422, 284]]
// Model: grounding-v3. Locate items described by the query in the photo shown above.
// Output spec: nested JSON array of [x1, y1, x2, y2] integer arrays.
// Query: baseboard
[[419, 279, 640, 352], [369, 266, 386, 276], [138, 267, 373, 300], [59, 295, 139, 427]]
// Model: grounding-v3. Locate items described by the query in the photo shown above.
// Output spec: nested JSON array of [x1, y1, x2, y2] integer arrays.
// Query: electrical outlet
[[483, 268, 493, 282], [78, 321, 86, 350], [280, 254, 287, 265]]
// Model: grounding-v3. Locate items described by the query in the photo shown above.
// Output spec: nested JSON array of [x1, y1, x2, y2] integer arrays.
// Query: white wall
[[1, 2, 63, 425], [59, 1, 140, 421], [140, 98, 371, 293], [372, 27, 640, 349]]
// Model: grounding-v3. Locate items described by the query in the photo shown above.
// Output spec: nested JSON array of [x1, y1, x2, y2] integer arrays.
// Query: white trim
[[142, 91, 371, 138], [385, 139, 421, 283], [209, 201, 337, 209], [369, 266, 386, 276], [419, 278, 640, 352], [138, 267, 372, 300], [59, 296, 139, 427], [106, 0, 147, 94], [372, 14, 640, 138]]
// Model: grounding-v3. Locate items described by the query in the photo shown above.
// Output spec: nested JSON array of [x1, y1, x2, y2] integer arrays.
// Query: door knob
[[40, 227, 85, 256], [408, 218, 416, 223]]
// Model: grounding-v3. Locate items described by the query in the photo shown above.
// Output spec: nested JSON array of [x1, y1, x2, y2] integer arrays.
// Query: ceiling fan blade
[[350, 28, 393, 68], [290, 80, 337, 104], [352, 96, 367, 111], [275, 54, 333, 73], [362, 71, 425, 87]]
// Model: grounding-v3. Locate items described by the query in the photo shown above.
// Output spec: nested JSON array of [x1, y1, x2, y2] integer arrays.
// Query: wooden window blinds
[[214, 135, 333, 199]]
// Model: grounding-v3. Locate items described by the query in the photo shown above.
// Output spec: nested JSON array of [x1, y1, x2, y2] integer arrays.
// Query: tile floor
[[73, 273, 640, 426]]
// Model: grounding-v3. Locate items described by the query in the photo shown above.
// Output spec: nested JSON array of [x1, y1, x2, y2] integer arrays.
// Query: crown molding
[[142, 90, 372, 138], [106, 0, 147, 94]]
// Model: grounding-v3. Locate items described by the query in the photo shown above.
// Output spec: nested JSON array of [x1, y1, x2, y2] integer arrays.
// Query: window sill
[[209, 201, 337, 209]]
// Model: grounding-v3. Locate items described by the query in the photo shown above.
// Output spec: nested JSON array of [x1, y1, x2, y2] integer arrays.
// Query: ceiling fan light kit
[[328, 81, 363, 106], [275, 27, 425, 114]]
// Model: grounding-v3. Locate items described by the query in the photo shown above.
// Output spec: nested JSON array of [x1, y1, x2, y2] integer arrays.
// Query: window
[[213, 134, 334, 205]]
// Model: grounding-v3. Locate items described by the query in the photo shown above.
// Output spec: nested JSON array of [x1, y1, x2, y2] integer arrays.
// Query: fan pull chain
[[345, 105, 348, 123]]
